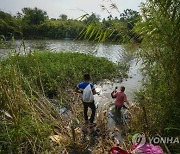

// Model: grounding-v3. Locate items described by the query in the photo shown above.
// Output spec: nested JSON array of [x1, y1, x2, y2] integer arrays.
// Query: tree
[[22, 7, 48, 25], [0, 11, 20, 38], [120, 9, 139, 22], [59, 14, 68, 20], [120, 9, 140, 31], [134, 0, 180, 152], [83, 13, 100, 24]]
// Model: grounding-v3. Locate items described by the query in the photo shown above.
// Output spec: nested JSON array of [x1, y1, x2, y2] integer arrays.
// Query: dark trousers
[[115, 106, 122, 118], [83, 101, 96, 123]]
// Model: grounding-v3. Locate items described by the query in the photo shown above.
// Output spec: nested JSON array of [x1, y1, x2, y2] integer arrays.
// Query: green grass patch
[[1, 51, 127, 98]]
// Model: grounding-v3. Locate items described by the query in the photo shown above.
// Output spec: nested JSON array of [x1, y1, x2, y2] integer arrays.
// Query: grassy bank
[[1, 51, 128, 98], [0, 51, 128, 153]]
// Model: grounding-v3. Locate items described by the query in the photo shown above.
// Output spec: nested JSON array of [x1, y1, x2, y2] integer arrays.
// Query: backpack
[[82, 84, 94, 102]]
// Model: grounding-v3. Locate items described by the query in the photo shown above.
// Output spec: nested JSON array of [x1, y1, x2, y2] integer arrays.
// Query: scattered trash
[[59, 107, 67, 114], [50, 134, 68, 144], [110, 146, 129, 154], [83, 149, 92, 154], [95, 102, 99, 109], [0, 110, 12, 118], [109, 111, 114, 118], [114, 137, 120, 145], [131, 143, 163, 154]]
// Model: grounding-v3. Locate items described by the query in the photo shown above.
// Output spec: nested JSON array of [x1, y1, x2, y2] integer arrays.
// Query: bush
[[1, 51, 124, 98]]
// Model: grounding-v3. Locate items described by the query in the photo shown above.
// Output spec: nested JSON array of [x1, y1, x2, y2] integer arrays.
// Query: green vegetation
[[1, 51, 125, 98], [0, 11, 20, 38], [129, 0, 180, 153], [0, 7, 139, 42], [1, 0, 179, 153], [0, 51, 128, 153], [81, 9, 140, 43], [80, 1, 179, 153]]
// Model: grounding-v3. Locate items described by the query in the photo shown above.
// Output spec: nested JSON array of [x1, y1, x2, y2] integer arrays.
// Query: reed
[[0, 51, 128, 153]]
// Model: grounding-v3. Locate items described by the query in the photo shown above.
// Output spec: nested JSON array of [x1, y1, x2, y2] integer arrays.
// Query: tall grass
[[1, 51, 126, 98], [130, 0, 180, 153], [0, 51, 128, 153]]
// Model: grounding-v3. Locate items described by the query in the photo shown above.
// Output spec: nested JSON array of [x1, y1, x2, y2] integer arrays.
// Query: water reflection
[[0, 40, 130, 63]]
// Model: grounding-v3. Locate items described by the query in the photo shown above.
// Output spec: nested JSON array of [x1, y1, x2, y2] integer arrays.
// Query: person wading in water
[[111, 86, 130, 121]]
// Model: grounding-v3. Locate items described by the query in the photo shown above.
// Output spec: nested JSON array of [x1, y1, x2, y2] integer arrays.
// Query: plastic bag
[[82, 84, 94, 102]]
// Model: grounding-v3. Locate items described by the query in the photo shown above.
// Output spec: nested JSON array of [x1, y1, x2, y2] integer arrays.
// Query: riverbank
[[0, 51, 129, 153]]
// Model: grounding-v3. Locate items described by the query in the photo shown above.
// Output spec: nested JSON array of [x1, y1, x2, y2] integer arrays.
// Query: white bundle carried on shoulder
[[82, 84, 94, 103]]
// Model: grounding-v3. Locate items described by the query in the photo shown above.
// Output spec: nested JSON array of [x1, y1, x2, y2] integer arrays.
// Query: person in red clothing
[[111, 86, 130, 115]]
